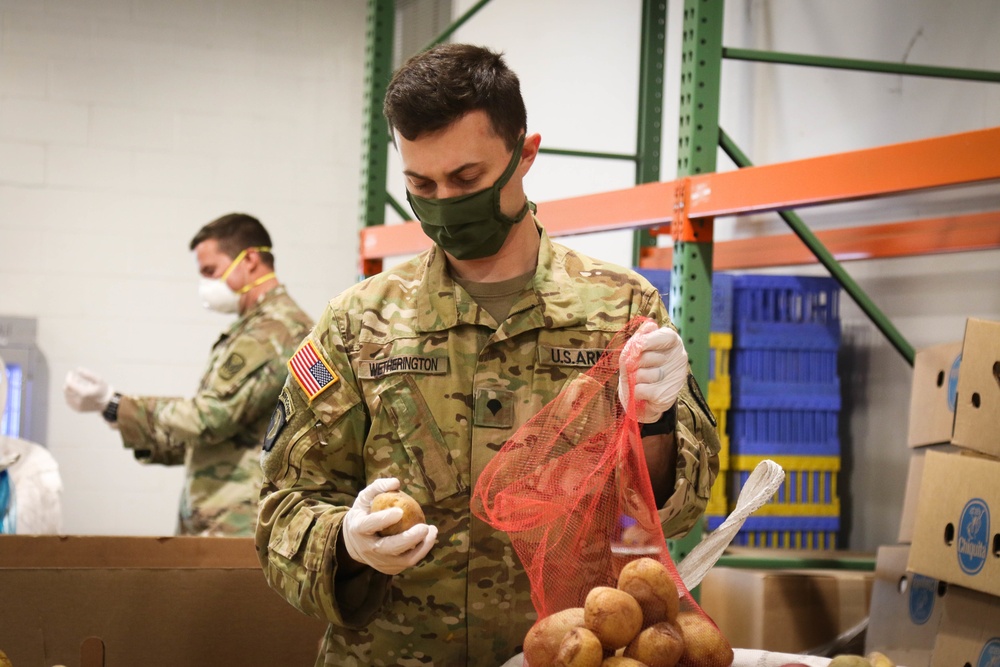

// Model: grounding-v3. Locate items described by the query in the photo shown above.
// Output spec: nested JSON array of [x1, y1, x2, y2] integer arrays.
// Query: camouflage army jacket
[[257, 228, 720, 666], [118, 286, 312, 536]]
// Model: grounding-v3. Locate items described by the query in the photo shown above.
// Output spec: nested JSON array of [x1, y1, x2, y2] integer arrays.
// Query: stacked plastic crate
[[705, 274, 733, 522], [710, 275, 842, 548], [635, 268, 732, 524]]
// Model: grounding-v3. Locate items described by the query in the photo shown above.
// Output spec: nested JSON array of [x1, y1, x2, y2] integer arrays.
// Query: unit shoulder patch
[[219, 352, 246, 380]]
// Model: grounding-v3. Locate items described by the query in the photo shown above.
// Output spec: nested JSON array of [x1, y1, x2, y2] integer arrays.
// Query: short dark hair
[[189, 213, 274, 268], [383, 44, 527, 150]]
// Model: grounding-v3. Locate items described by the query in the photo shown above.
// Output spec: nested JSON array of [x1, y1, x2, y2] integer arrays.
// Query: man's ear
[[243, 248, 263, 272], [520, 132, 542, 174]]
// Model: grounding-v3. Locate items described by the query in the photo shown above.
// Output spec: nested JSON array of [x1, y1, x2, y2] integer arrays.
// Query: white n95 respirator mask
[[198, 246, 273, 314], [199, 277, 241, 314]]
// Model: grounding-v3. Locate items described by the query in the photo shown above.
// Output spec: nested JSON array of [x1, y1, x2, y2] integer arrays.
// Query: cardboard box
[[907, 341, 963, 448], [0, 535, 327, 667], [898, 445, 960, 544], [952, 318, 1000, 459], [909, 450, 1000, 598], [930, 585, 1000, 667], [865, 545, 946, 667], [700, 565, 873, 653]]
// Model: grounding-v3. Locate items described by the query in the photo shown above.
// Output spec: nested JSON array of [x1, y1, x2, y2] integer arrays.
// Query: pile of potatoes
[[523, 557, 734, 667]]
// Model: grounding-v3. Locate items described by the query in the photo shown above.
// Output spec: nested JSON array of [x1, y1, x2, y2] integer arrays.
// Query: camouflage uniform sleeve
[[637, 284, 722, 538], [117, 333, 285, 464], [256, 304, 390, 627]]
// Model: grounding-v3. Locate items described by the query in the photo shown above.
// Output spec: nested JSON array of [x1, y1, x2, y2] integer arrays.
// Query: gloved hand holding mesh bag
[[472, 317, 734, 667]]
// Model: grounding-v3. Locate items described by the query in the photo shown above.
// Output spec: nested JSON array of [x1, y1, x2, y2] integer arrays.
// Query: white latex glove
[[342, 477, 438, 576], [63, 368, 114, 413], [618, 321, 689, 424]]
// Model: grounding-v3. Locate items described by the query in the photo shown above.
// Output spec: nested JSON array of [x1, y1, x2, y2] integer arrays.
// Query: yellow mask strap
[[237, 271, 276, 295], [220, 246, 272, 281]]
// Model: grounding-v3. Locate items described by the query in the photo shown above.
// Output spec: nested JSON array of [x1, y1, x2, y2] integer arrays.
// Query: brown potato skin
[[675, 611, 734, 667], [624, 622, 685, 667], [524, 607, 586, 667], [603, 658, 650, 667], [556, 627, 605, 667], [585, 587, 644, 650], [617, 557, 680, 627], [370, 490, 425, 536]]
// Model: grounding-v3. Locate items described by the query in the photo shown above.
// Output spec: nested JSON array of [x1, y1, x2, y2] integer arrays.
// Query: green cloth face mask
[[407, 134, 535, 260]]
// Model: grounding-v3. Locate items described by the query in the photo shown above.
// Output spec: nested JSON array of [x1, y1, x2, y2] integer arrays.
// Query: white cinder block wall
[[0, 0, 366, 535]]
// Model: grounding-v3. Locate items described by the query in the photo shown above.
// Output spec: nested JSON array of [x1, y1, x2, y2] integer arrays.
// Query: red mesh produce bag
[[472, 317, 732, 666]]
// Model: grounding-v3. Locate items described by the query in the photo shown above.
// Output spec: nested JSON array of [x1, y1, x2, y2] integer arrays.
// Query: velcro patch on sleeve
[[287, 339, 339, 402]]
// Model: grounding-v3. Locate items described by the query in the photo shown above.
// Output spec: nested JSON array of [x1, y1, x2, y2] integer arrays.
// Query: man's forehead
[[194, 238, 228, 265], [397, 117, 507, 175]]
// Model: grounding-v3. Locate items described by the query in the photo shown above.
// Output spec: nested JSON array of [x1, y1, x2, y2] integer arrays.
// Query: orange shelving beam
[[641, 211, 1000, 270], [359, 126, 1000, 272]]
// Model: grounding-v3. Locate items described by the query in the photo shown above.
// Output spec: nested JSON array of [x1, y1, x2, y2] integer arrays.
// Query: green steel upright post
[[632, 0, 668, 266], [667, 0, 725, 567], [358, 0, 396, 276]]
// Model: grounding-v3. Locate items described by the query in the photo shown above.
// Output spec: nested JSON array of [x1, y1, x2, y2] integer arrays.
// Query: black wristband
[[639, 404, 677, 438], [102, 392, 122, 423]]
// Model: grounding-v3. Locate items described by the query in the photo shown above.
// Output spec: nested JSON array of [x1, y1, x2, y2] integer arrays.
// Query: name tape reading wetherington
[[358, 355, 450, 379]]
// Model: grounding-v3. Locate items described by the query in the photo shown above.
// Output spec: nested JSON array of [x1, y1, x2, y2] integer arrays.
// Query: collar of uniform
[[414, 220, 586, 334], [219, 284, 287, 341]]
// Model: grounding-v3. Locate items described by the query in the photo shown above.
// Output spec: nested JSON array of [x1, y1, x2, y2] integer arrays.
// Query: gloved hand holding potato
[[341, 477, 437, 576]]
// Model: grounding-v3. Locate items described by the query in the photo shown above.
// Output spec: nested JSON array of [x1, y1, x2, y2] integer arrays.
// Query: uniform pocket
[[373, 374, 466, 505], [269, 506, 316, 561]]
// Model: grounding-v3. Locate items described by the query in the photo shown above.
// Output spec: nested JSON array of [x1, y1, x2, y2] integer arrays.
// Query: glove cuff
[[639, 404, 676, 437]]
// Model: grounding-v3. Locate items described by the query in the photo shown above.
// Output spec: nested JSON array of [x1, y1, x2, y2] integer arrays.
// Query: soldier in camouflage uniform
[[257, 45, 720, 665], [64, 213, 313, 536]]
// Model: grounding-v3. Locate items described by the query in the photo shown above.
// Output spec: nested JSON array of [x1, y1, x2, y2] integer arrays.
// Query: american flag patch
[[288, 340, 338, 401]]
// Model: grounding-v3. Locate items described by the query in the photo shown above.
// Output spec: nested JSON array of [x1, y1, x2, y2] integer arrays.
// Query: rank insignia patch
[[288, 340, 338, 401]]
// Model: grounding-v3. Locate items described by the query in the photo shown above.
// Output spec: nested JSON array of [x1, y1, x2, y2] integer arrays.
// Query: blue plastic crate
[[731, 347, 840, 409], [733, 275, 840, 349], [634, 268, 671, 306], [706, 515, 839, 549], [712, 272, 734, 334], [730, 408, 840, 456], [731, 387, 842, 411], [707, 515, 839, 532], [634, 269, 735, 334], [732, 348, 839, 385]]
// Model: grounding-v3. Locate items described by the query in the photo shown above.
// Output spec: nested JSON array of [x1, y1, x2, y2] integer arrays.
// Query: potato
[[675, 611, 733, 667], [556, 627, 605, 667], [603, 658, 650, 667], [585, 586, 644, 650], [370, 490, 425, 536], [624, 622, 685, 667], [524, 607, 586, 667], [867, 653, 895, 667], [617, 557, 680, 626], [829, 656, 874, 667]]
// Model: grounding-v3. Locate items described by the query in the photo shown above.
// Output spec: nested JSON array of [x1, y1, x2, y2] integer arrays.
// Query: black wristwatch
[[102, 392, 122, 423], [639, 404, 677, 438]]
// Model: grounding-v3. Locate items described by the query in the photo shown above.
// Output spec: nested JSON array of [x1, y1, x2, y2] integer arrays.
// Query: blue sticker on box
[[957, 498, 990, 575], [908, 574, 937, 625], [947, 353, 961, 412], [976, 638, 1000, 667]]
